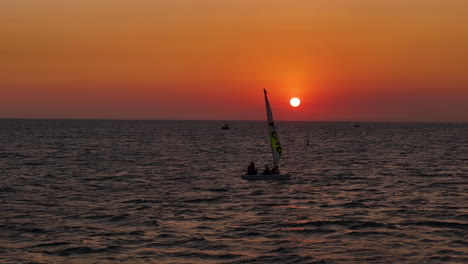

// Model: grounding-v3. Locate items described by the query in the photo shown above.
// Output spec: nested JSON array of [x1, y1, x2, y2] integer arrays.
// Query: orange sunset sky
[[1, 0, 467, 121]]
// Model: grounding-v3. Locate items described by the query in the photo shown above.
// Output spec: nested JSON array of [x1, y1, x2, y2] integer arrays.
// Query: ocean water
[[0, 119, 467, 264]]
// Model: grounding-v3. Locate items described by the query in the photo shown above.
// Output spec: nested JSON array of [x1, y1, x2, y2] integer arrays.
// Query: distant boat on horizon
[[221, 124, 229, 130], [242, 89, 290, 180]]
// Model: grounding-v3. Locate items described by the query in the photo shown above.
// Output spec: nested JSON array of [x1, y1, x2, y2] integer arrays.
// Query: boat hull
[[241, 174, 291, 180]]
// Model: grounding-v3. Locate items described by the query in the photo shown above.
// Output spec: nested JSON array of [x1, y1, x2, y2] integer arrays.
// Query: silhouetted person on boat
[[247, 162, 257, 175], [262, 165, 272, 175], [271, 165, 279, 175]]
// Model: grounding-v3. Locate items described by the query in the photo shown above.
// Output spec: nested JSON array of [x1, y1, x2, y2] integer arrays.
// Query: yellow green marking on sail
[[270, 130, 282, 156]]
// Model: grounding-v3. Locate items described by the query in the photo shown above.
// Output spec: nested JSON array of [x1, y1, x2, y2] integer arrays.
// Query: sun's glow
[[290, 97, 301, 107]]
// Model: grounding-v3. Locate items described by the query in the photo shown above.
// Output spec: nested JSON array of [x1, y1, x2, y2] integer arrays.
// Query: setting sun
[[290, 97, 301, 107]]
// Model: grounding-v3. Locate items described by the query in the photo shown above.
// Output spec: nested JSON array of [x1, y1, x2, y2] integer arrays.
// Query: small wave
[[434, 249, 465, 255], [281, 220, 384, 229], [166, 250, 242, 261], [110, 214, 130, 222], [52, 245, 119, 256], [128, 230, 145, 236], [258, 202, 290, 207], [0, 187, 16, 192], [0, 223, 50, 234], [427, 251, 467, 263], [142, 220, 159, 226], [148, 235, 229, 251], [229, 254, 320, 264], [157, 233, 172, 238], [22, 161, 45, 166], [350, 221, 393, 230], [343, 201, 369, 208], [0, 152, 31, 158], [428, 256, 454, 262], [267, 246, 295, 254], [400, 220, 468, 230], [183, 196, 223, 203], [121, 198, 157, 204], [449, 240, 468, 247], [18, 227, 49, 234], [239, 231, 262, 237], [83, 213, 130, 222], [284, 227, 337, 234], [250, 190, 265, 195], [208, 187, 229, 192], [198, 216, 218, 221], [28, 242, 71, 248], [339, 230, 395, 238]]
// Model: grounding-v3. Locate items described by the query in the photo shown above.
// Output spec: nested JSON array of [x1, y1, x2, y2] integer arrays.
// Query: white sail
[[264, 89, 282, 165]]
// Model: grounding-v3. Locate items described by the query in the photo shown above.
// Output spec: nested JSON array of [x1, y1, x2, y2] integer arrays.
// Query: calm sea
[[1, 119, 467, 263]]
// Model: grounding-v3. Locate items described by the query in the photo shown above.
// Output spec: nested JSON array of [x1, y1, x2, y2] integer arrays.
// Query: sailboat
[[242, 89, 291, 180]]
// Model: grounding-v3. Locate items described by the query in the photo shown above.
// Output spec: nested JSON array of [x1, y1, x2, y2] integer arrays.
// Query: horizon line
[[0, 117, 466, 124]]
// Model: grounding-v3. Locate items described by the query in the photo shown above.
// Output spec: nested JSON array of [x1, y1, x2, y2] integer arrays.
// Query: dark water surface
[[1, 119, 467, 263]]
